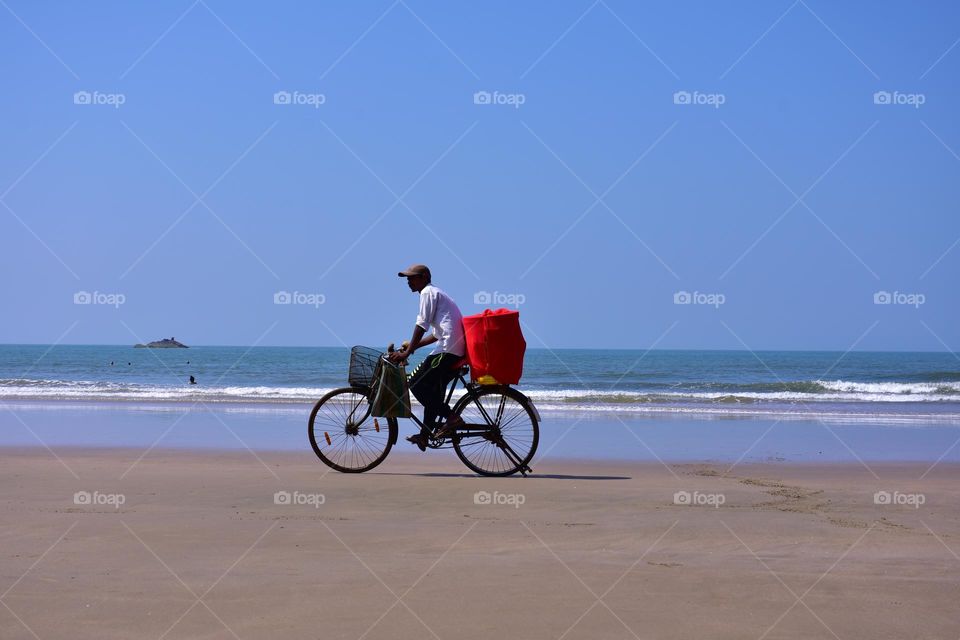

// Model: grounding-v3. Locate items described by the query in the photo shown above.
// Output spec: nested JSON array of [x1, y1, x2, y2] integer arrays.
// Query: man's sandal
[[405, 433, 427, 452]]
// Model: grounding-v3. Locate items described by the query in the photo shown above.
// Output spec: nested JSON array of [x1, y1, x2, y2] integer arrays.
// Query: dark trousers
[[407, 352, 460, 432]]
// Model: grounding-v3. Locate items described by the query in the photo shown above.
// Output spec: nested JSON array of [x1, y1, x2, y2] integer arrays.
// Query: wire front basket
[[348, 346, 384, 387]]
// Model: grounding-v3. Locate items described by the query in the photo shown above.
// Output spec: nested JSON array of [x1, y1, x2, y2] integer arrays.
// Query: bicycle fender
[[527, 400, 541, 423], [501, 386, 541, 423]]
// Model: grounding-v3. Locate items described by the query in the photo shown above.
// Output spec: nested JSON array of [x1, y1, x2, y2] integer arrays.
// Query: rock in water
[[134, 337, 189, 348]]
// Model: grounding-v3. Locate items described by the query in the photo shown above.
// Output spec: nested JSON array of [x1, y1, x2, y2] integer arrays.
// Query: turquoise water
[[1, 345, 959, 420]]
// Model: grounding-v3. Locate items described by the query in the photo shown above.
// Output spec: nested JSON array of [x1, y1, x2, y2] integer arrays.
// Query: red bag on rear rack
[[462, 308, 526, 385]]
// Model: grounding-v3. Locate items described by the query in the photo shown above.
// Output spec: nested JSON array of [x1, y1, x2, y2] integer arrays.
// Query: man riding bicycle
[[388, 264, 466, 451]]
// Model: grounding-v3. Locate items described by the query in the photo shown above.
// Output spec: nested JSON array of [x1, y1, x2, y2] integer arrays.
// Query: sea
[[1, 344, 959, 422], [3, 345, 960, 460]]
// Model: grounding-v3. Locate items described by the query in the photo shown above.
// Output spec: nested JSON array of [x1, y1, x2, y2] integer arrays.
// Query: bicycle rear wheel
[[451, 386, 538, 476], [308, 387, 394, 473]]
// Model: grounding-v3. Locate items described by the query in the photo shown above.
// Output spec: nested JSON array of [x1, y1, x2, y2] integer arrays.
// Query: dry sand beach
[[1, 448, 958, 639]]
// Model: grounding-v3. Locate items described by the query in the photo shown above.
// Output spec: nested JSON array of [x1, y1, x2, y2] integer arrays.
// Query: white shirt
[[415, 284, 465, 356]]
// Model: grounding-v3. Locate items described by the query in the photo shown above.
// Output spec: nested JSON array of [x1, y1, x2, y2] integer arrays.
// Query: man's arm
[[389, 325, 434, 362]]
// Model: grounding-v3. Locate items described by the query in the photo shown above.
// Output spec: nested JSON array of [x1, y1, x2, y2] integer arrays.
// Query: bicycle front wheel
[[308, 387, 394, 473], [451, 386, 539, 476]]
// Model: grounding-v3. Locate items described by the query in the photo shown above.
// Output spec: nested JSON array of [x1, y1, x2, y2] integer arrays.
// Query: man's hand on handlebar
[[387, 348, 411, 364], [389, 325, 429, 365]]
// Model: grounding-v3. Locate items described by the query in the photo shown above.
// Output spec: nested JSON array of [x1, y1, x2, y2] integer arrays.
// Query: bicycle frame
[[404, 368, 537, 475]]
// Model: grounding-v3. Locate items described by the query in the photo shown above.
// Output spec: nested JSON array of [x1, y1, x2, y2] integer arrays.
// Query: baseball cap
[[397, 264, 431, 278]]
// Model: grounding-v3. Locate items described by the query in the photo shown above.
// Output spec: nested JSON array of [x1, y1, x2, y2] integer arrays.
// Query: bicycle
[[308, 346, 540, 476]]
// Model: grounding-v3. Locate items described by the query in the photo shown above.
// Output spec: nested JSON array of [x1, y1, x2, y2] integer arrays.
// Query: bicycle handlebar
[[385, 341, 410, 366]]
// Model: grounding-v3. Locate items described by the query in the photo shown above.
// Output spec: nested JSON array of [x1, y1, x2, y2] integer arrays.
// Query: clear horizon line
[[0, 343, 956, 355]]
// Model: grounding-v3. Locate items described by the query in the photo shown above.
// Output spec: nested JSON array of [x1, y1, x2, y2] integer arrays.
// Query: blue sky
[[2, 1, 958, 351]]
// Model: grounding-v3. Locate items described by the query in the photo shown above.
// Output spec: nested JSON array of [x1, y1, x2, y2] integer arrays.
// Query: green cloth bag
[[370, 358, 413, 418]]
